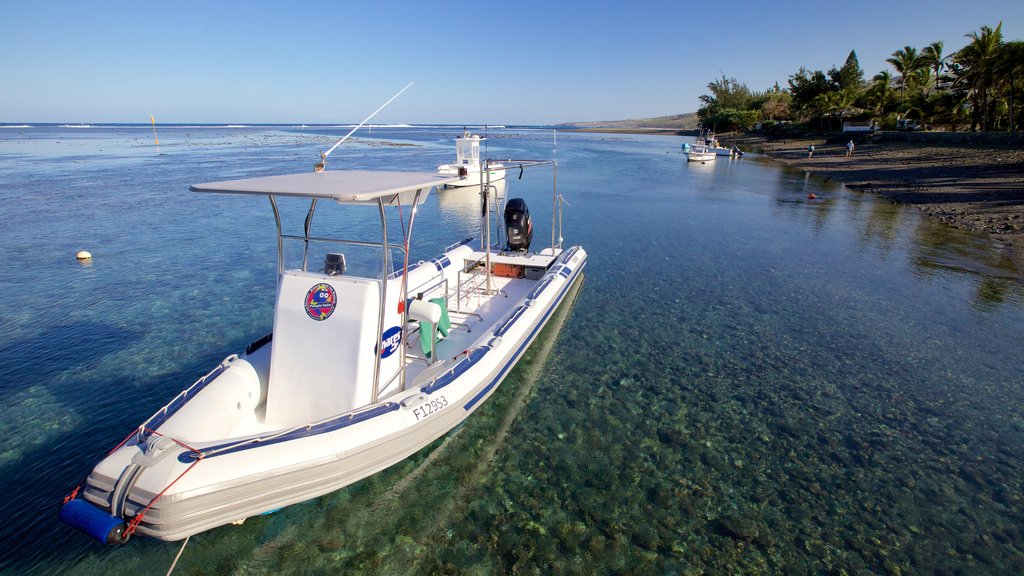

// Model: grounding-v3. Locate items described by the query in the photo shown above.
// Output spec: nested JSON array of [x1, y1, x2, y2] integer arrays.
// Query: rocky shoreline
[[720, 133, 1024, 276]]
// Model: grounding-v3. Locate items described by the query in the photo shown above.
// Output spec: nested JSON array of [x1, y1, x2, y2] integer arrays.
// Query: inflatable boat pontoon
[[60, 160, 586, 544]]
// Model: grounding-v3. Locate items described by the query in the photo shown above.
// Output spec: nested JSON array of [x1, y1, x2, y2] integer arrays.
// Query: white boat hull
[[76, 244, 587, 541], [437, 164, 507, 187], [685, 151, 716, 163]]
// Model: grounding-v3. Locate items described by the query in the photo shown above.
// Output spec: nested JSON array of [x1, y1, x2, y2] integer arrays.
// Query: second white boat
[[438, 131, 507, 187]]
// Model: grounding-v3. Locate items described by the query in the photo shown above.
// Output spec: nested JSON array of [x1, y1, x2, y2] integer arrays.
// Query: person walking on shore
[[846, 140, 855, 158], [807, 144, 814, 158]]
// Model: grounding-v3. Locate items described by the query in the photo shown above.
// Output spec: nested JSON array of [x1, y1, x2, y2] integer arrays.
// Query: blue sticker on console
[[378, 325, 402, 358]]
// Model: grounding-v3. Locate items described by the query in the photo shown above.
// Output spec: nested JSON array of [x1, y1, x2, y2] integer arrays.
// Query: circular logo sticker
[[304, 283, 337, 320]]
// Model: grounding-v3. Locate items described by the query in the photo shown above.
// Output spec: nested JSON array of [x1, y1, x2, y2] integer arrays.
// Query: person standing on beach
[[846, 140, 855, 158], [807, 144, 814, 158]]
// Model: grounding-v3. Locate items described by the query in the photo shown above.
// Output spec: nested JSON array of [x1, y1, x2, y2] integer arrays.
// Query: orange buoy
[[807, 193, 817, 200]]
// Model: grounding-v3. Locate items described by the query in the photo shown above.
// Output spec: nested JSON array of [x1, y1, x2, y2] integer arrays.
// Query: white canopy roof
[[190, 170, 461, 205]]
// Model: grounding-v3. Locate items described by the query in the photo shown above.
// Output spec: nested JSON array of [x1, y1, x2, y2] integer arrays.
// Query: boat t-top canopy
[[190, 170, 461, 206]]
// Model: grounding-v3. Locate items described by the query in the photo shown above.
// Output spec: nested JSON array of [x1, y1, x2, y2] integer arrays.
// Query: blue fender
[[59, 499, 129, 545]]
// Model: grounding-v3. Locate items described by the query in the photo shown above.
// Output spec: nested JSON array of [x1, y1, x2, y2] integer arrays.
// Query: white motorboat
[[437, 132, 506, 187], [683, 143, 717, 163], [699, 133, 740, 157], [60, 159, 586, 544]]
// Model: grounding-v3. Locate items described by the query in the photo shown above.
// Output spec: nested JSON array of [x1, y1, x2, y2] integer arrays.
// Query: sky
[[2, 0, 1022, 125]]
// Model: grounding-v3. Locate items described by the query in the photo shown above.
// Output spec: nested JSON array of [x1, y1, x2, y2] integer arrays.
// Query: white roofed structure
[[191, 170, 461, 205]]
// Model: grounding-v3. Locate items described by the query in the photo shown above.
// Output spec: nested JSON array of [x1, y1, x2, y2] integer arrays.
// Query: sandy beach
[[716, 134, 1024, 275]]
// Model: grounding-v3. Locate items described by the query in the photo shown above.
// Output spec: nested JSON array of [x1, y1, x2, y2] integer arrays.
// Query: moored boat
[[438, 132, 506, 187], [60, 158, 585, 544], [683, 143, 717, 163]]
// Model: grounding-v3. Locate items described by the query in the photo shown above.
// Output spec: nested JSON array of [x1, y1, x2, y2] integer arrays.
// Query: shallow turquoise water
[[1, 126, 1022, 574]]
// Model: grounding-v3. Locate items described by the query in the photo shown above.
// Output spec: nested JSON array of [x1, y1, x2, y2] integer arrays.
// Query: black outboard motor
[[504, 198, 533, 252]]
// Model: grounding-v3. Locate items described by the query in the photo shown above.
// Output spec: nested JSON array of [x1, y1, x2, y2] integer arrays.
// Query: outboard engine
[[504, 198, 533, 252]]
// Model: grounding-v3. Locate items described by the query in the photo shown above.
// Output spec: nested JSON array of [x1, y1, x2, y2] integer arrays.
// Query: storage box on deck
[[492, 263, 524, 278], [524, 265, 547, 280]]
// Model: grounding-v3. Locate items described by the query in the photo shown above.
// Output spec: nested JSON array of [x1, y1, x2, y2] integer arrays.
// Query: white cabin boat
[[60, 160, 586, 544], [683, 143, 717, 163], [437, 132, 506, 187], [698, 133, 740, 156]]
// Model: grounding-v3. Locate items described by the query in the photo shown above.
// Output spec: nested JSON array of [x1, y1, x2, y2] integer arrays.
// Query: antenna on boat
[[314, 81, 414, 172]]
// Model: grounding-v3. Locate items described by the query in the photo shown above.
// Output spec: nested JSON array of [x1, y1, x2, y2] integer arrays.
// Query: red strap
[[124, 430, 204, 536], [61, 429, 139, 504]]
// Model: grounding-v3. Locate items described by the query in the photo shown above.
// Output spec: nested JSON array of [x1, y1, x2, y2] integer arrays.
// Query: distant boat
[[59, 156, 586, 545], [682, 143, 716, 163], [438, 132, 506, 188], [698, 132, 739, 156]]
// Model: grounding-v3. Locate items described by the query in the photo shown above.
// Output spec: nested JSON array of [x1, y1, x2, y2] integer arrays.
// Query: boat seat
[[416, 297, 451, 358], [431, 297, 451, 337]]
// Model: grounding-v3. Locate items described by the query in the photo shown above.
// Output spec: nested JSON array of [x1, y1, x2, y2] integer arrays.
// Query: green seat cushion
[[430, 297, 451, 337]]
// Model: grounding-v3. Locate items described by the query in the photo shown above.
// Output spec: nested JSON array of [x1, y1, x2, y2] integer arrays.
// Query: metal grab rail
[[280, 234, 410, 253]]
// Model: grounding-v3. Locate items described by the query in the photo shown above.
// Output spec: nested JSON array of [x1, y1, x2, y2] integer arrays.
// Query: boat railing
[[481, 159, 562, 254], [456, 264, 507, 314], [406, 271, 448, 300], [280, 233, 407, 252], [135, 354, 240, 442], [456, 255, 489, 313], [191, 401, 402, 461], [401, 275, 450, 377]]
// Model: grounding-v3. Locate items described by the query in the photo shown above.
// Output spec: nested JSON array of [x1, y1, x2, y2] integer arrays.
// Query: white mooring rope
[[166, 535, 190, 576]]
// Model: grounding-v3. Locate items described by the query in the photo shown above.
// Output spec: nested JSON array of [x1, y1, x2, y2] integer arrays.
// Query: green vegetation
[[561, 112, 700, 130], [697, 22, 1024, 133]]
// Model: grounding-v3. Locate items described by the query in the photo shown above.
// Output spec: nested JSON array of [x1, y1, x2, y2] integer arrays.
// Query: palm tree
[[955, 23, 1003, 130], [922, 41, 945, 93], [887, 46, 926, 108], [993, 40, 1024, 131], [868, 70, 894, 113]]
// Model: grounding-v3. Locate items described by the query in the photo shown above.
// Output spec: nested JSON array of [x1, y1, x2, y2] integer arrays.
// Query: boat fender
[[59, 499, 129, 545]]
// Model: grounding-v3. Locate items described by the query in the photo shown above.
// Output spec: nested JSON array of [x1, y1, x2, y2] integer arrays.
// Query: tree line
[[698, 23, 1024, 133]]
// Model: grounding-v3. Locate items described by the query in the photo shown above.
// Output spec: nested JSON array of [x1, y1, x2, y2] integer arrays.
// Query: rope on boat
[[166, 535, 190, 576], [125, 430, 204, 538], [61, 428, 142, 504]]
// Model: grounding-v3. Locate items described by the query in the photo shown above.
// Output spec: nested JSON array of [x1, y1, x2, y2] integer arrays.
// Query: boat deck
[[385, 249, 556, 395]]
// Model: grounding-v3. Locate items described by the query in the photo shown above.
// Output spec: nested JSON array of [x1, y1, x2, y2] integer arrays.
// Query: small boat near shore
[[60, 157, 586, 544], [438, 131, 506, 187], [683, 143, 717, 163]]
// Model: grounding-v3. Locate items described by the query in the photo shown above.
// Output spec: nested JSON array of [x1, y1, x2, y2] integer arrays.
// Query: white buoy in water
[[76, 250, 92, 260]]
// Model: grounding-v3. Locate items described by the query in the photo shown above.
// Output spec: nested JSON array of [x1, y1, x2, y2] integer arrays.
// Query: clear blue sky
[[2, 0, 1021, 124]]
